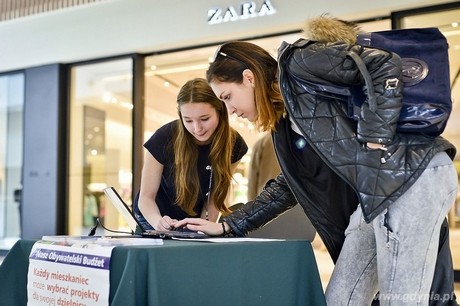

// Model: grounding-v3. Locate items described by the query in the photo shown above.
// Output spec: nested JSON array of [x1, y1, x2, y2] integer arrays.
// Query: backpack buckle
[[385, 78, 399, 90]]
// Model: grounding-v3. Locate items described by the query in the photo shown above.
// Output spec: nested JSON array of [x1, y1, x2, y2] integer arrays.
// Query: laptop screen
[[103, 187, 143, 234], [103, 187, 209, 239]]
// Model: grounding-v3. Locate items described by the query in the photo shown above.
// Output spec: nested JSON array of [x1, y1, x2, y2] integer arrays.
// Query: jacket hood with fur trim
[[302, 15, 361, 44]]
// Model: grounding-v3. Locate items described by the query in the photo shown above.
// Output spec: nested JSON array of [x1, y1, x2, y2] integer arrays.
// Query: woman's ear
[[242, 69, 255, 87]]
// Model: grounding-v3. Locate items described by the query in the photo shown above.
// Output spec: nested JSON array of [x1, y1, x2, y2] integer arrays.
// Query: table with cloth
[[0, 238, 326, 305]]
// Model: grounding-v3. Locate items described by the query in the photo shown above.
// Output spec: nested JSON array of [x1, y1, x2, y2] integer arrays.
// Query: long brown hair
[[174, 78, 233, 215], [206, 41, 284, 132]]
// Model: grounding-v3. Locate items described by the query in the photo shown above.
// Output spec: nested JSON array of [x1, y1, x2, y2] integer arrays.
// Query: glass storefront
[[68, 58, 133, 235], [141, 20, 391, 205], [0, 73, 24, 249]]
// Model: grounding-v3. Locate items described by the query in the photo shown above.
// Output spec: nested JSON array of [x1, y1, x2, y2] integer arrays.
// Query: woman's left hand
[[366, 142, 386, 150], [173, 218, 223, 236]]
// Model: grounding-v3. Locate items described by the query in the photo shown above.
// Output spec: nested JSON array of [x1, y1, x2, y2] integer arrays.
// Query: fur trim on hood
[[302, 14, 361, 44]]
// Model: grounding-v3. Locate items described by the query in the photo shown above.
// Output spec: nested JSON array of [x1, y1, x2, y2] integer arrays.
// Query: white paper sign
[[27, 240, 114, 306]]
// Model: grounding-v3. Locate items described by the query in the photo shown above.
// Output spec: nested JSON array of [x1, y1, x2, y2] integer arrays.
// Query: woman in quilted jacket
[[174, 16, 458, 305]]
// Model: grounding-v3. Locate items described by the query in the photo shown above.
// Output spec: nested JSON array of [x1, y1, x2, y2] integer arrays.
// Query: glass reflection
[[69, 58, 133, 235], [0, 73, 24, 249]]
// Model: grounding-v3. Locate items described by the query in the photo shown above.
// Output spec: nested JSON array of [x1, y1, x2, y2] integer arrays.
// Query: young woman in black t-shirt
[[134, 78, 248, 231]]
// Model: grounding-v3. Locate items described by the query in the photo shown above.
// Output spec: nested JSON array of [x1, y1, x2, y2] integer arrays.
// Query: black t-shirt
[[275, 118, 358, 231], [135, 120, 248, 220]]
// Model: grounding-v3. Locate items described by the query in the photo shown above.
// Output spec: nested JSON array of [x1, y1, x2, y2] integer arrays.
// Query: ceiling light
[[145, 63, 209, 76]]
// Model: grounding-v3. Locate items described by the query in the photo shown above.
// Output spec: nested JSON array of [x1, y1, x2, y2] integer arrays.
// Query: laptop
[[103, 187, 209, 239]]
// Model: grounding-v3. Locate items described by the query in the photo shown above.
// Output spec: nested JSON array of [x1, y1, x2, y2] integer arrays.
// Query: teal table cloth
[[0, 239, 326, 306]]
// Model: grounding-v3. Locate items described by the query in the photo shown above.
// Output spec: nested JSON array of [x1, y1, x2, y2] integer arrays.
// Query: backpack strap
[[346, 51, 377, 112]]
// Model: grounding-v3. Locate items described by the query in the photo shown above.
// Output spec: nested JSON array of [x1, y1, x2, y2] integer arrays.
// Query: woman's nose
[[226, 104, 236, 115], [194, 121, 202, 132]]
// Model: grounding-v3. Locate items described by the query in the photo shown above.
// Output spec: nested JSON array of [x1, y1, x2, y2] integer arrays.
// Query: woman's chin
[[194, 136, 212, 145], [247, 114, 257, 122]]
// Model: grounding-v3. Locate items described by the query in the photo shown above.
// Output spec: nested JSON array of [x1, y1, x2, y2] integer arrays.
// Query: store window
[[142, 22, 391, 206], [68, 58, 133, 235], [0, 73, 24, 249]]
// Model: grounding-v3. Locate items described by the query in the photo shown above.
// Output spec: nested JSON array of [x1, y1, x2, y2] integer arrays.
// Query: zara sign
[[208, 1, 276, 25]]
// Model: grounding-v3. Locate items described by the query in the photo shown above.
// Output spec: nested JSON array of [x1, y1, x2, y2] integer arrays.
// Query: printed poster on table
[[27, 240, 114, 306]]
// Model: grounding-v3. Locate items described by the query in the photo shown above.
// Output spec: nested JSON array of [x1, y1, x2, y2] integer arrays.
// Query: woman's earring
[[251, 83, 255, 88]]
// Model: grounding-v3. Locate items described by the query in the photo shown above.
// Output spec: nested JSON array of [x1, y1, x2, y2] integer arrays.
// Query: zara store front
[[0, 0, 459, 279]]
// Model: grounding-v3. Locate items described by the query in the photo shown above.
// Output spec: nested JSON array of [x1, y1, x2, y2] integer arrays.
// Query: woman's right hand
[[173, 218, 224, 236]]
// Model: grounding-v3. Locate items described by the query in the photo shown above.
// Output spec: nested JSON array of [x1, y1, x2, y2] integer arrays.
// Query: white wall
[[0, 0, 454, 73]]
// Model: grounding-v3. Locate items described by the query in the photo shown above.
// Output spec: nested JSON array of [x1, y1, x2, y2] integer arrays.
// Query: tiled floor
[[311, 237, 333, 291], [452, 228, 460, 300], [452, 228, 460, 274]]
